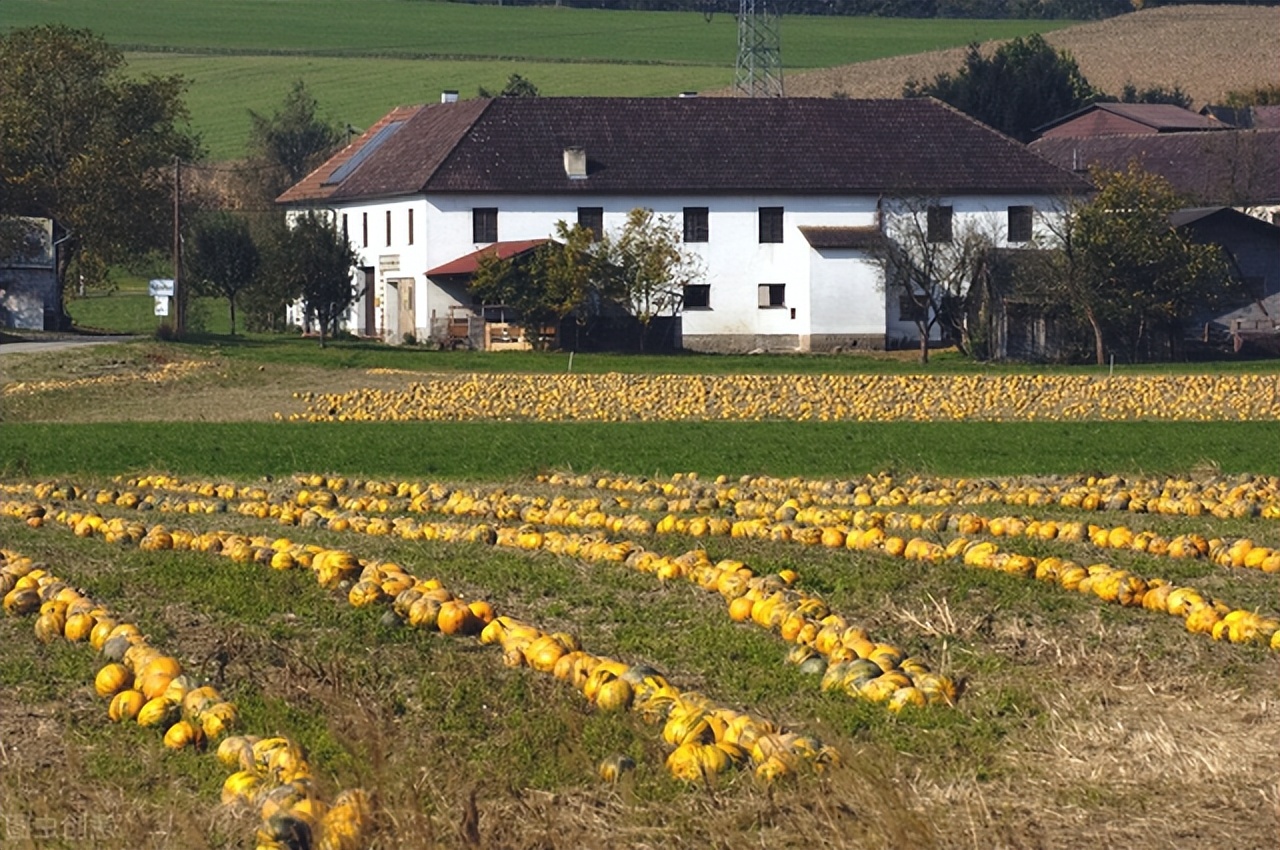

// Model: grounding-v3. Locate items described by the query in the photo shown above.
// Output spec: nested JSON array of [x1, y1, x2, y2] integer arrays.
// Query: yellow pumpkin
[[594, 678, 634, 712], [163, 719, 203, 751], [94, 662, 132, 698], [108, 689, 146, 723], [436, 600, 479, 636], [137, 696, 180, 729]]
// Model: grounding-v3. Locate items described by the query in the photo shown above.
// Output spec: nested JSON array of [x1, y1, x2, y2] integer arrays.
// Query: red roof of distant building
[[426, 239, 550, 277]]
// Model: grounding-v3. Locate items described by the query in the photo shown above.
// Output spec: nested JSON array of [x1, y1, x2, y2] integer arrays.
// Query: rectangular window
[[342, 214, 349, 240], [899, 294, 926, 321], [683, 207, 709, 243], [1007, 205, 1033, 243], [361, 212, 368, 248], [472, 207, 498, 243], [407, 209, 414, 245], [758, 283, 785, 308], [577, 207, 603, 242], [386, 210, 392, 247], [927, 205, 953, 243], [683, 284, 711, 309], [759, 207, 784, 243]]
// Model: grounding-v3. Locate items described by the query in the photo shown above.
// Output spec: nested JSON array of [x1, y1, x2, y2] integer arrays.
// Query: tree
[[0, 25, 201, 327], [478, 73, 540, 98], [247, 81, 343, 202], [275, 212, 359, 347], [875, 198, 993, 364], [1118, 83, 1192, 108], [598, 208, 704, 352], [904, 34, 1100, 142], [1045, 165, 1237, 363], [468, 222, 607, 349], [187, 212, 260, 335]]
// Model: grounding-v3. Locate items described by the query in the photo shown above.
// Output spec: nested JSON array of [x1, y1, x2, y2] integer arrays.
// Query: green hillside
[[5, 0, 1072, 160]]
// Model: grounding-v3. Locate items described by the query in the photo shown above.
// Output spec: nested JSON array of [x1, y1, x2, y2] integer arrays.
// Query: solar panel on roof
[[322, 121, 405, 185]]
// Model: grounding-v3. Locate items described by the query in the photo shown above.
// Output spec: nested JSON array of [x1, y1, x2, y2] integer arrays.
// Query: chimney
[[563, 147, 587, 180], [441, 90, 459, 104]]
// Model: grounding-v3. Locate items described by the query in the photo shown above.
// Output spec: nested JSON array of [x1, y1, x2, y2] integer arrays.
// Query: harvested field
[[777, 5, 1280, 108]]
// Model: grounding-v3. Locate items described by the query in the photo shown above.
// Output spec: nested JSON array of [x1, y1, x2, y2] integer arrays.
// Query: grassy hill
[[4, 0, 1072, 160]]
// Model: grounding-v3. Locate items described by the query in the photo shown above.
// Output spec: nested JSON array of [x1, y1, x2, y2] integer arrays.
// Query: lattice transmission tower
[[733, 0, 783, 98]]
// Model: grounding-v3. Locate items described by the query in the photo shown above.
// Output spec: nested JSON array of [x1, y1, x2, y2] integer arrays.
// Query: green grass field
[[4, 0, 1074, 159]]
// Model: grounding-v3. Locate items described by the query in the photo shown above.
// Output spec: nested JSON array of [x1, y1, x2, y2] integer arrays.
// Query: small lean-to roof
[[1169, 206, 1280, 238], [799, 225, 884, 250], [1029, 129, 1280, 206], [280, 97, 1088, 204], [426, 239, 550, 277]]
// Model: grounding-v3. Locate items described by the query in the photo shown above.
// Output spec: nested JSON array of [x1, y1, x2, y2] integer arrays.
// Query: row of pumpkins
[[0, 547, 371, 850], [2, 499, 846, 786], [277, 371, 1280, 423], [7, 471, 1277, 658], [555, 469, 1280, 521], [4, 478, 960, 713]]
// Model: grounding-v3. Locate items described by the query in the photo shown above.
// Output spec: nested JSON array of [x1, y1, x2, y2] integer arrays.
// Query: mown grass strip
[[4, 420, 1279, 479]]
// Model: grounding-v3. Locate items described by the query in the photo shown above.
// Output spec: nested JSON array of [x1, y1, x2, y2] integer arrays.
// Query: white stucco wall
[[311, 191, 1065, 349]]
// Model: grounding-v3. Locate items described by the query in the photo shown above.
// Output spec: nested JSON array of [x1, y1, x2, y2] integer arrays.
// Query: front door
[[393, 278, 416, 343]]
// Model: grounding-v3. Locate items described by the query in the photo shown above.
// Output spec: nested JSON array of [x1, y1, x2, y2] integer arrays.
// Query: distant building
[[1034, 103, 1229, 140], [0, 217, 59, 330]]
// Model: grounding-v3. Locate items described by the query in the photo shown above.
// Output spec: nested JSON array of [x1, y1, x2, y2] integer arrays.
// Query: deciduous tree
[[904, 34, 1100, 142], [0, 25, 201, 326], [187, 211, 260, 335], [247, 80, 343, 202], [598, 208, 704, 352], [274, 212, 359, 347]]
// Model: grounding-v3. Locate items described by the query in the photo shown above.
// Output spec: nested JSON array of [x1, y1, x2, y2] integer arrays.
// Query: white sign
[[379, 255, 400, 273], [149, 279, 175, 297], [154, 296, 170, 317]]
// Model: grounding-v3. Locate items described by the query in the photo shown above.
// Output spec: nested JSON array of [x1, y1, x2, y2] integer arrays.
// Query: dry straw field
[[782, 5, 1280, 106]]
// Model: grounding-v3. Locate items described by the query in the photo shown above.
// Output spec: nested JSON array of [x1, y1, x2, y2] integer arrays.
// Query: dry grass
[[778, 5, 1280, 108]]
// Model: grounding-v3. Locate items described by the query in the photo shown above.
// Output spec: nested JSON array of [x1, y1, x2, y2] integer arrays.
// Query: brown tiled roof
[[426, 239, 550, 277], [799, 225, 884, 249], [1029, 130, 1280, 206], [279, 97, 1087, 204], [1036, 103, 1228, 137]]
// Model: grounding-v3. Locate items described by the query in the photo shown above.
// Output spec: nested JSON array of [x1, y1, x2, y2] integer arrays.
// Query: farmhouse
[[278, 96, 1087, 353]]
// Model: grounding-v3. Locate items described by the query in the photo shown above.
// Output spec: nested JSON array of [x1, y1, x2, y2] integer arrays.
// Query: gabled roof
[[279, 97, 1087, 205], [426, 239, 550, 277], [1029, 129, 1280, 206], [1034, 103, 1229, 137], [1170, 206, 1280, 239]]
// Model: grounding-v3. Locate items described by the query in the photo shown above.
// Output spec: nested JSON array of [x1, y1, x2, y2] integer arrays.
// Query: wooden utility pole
[[173, 156, 184, 336]]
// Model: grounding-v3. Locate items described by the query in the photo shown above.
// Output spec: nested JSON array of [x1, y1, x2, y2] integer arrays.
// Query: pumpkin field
[[1, 342, 1278, 848]]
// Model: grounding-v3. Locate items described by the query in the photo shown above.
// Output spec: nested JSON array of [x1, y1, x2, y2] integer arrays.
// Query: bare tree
[[875, 197, 993, 363]]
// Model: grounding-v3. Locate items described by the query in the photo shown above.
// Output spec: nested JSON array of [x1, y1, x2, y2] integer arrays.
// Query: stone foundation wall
[[681, 333, 887, 354]]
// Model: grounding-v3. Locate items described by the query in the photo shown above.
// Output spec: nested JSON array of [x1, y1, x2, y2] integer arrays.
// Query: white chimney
[[563, 147, 587, 180], [441, 90, 459, 104]]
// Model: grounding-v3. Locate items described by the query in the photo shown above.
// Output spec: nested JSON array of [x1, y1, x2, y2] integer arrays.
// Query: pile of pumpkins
[[0, 547, 372, 850], [276, 371, 1280, 423]]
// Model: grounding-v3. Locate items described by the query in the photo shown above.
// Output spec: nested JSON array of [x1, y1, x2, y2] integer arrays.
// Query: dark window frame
[[472, 207, 498, 244], [683, 283, 711, 309], [683, 207, 709, 243], [758, 283, 786, 308], [1007, 205, 1034, 243], [361, 212, 368, 248], [758, 206, 784, 243], [407, 208, 414, 245], [577, 206, 604, 242], [386, 209, 392, 247], [926, 205, 953, 243]]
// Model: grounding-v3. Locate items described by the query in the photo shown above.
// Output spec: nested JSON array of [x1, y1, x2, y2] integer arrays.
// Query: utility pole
[[734, 0, 784, 98], [172, 156, 184, 336]]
